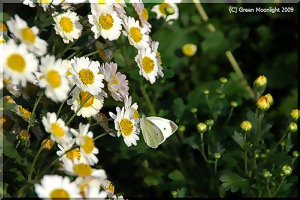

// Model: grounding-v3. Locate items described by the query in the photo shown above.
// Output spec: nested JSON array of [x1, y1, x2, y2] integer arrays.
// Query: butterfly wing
[[147, 117, 178, 145], [140, 115, 164, 148]]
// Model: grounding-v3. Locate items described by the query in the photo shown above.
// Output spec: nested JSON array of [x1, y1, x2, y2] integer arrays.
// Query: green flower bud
[[216, 88, 222, 94], [190, 107, 198, 113], [263, 170, 272, 179], [219, 94, 226, 99], [280, 141, 285, 147], [231, 101, 238, 108], [255, 153, 259, 158], [290, 109, 299, 121], [178, 125, 186, 133], [265, 149, 270, 154], [219, 77, 228, 84], [281, 165, 292, 176], [203, 89, 209, 95], [213, 152, 221, 159], [171, 191, 177, 197], [240, 121, 252, 132], [289, 122, 297, 132], [205, 119, 214, 127], [197, 123, 207, 133], [165, 5, 175, 15], [292, 151, 299, 158], [260, 153, 267, 158]]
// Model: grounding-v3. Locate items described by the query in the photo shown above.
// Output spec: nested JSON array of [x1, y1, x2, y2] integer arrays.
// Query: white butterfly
[[140, 115, 178, 148]]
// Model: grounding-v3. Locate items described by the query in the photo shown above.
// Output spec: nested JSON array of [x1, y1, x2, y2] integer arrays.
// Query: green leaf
[[232, 130, 244, 149], [144, 176, 159, 186], [220, 172, 249, 194], [127, 69, 143, 81], [182, 135, 200, 151], [177, 187, 188, 198], [172, 97, 185, 119], [201, 30, 227, 57], [164, 67, 175, 78], [168, 170, 185, 182]]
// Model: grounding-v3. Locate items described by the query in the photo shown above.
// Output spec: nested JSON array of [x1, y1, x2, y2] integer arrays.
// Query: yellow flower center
[[142, 8, 149, 21], [81, 135, 95, 154], [79, 69, 95, 85], [130, 27, 142, 43], [37, 0, 51, 3], [107, 181, 115, 193], [133, 108, 139, 120], [51, 123, 65, 137], [73, 163, 92, 177], [59, 17, 73, 33], [18, 106, 31, 119], [22, 27, 36, 43], [159, 3, 169, 16], [97, 0, 105, 3], [142, 56, 155, 74], [120, 118, 133, 136], [99, 14, 114, 30], [47, 70, 61, 89], [78, 91, 94, 108], [182, 43, 197, 57], [111, 76, 118, 85], [66, 148, 81, 161], [7, 54, 26, 73], [50, 189, 70, 200]]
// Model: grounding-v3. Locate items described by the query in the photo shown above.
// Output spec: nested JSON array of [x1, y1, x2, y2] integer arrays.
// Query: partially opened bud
[[290, 109, 299, 121], [197, 123, 207, 133], [182, 43, 197, 57], [254, 75, 267, 88], [257, 95, 270, 111], [240, 121, 252, 132], [42, 139, 54, 150]]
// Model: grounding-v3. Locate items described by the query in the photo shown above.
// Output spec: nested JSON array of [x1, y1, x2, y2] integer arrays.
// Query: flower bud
[[231, 101, 238, 108], [292, 151, 299, 158], [219, 94, 226, 99], [240, 121, 252, 132], [165, 5, 175, 15], [219, 77, 228, 84], [190, 107, 198, 114], [260, 153, 267, 158], [178, 125, 186, 133], [254, 75, 267, 88], [213, 152, 221, 159], [281, 165, 292, 176], [42, 139, 54, 150], [257, 95, 270, 111], [182, 43, 197, 57], [289, 122, 297, 132], [203, 89, 209, 95], [290, 109, 299, 121], [280, 141, 285, 147], [263, 170, 272, 179], [197, 123, 207, 133], [205, 119, 214, 127], [171, 191, 178, 198], [18, 130, 30, 141], [265, 93, 274, 106]]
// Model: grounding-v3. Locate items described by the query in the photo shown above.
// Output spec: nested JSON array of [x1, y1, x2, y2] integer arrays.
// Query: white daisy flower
[[67, 87, 106, 118], [34, 175, 82, 199], [150, 40, 164, 78], [132, 1, 152, 32], [151, 3, 179, 25], [62, 59, 75, 86], [109, 107, 139, 147], [61, 157, 106, 178], [1, 39, 38, 87], [6, 15, 48, 56], [71, 123, 99, 165], [124, 95, 139, 124], [88, 9, 122, 41], [100, 62, 129, 102], [56, 139, 89, 164], [70, 57, 104, 96], [90, 2, 115, 15], [39, 55, 70, 102], [100, 179, 115, 198], [76, 176, 108, 199], [53, 10, 83, 44], [135, 47, 159, 84], [42, 112, 72, 145], [123, 16, 150, 50]]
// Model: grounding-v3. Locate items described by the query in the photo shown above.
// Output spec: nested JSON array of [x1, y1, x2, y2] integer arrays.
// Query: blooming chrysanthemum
[[132, 1, 152, 32], [100, 180, 115, 198], [88, 8, 122, 40], [151, 3, 179, 25], [62, 157, 106, 178], [53, 10, 83, 43], [42, 112, 72, 145], [67, 87, 107, 118], [71, 123, 99, 165], [57, 139, 89, 164], [124, 95, 139, 124], [35, 175, 82, 199], [1, 40, 38, 87], [100, 62, 129, 102], [150, 40, 164, 78], [6, 15, 47, 56], [76, 176, 108, 199], [135, 47, 159, 84], [70, 57, 104, 95], [123, 16, 150, 49], [109, 107, 139, 147], [39, 55, 70, 102]]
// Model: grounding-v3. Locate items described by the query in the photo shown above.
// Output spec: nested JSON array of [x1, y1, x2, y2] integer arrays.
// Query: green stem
[[225, 107, 234, 124], [285, 132, 291, 152], [57, 85, 76, 117], [140, 83, 156, 116], [272, 176, 285, 197], [28, 145, 44, 182], [81, 49, 100, 58], [243, 132, 249, 176], [93, 132, 110, 141], [214, 159, 218, 174], [200, 133, 209, 163], [25, 92, 44, 146], [66, 94, 93, 126], [267, 180, 272, 197]]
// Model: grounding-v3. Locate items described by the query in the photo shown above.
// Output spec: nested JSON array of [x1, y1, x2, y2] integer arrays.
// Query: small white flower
[[151, 3, 179, 25], [57, 139, 89, 164], [61, 157, 106, 178], [132, 1, 152, 32], [6, 14, 47, 56], [67, 87, 106, 118], [39, 55, 70, 102], [123, 16, 150, 50], [109, 107, 139, 147], [1, 39, 38, 87], [70, 57, 104, 96], [35, 175, 82, 199], [100, 62, 129, 102], [62, 59, 75, 86], [124, 95, 139, 124], [150, 40, 164, 78], [53, 10, 83, 44], [42, 112, 72, 145], [135, 47, 159, 84], [71, 123, 99, 165], [75, 176, 108, 199], [88, 9, 122, 41]]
